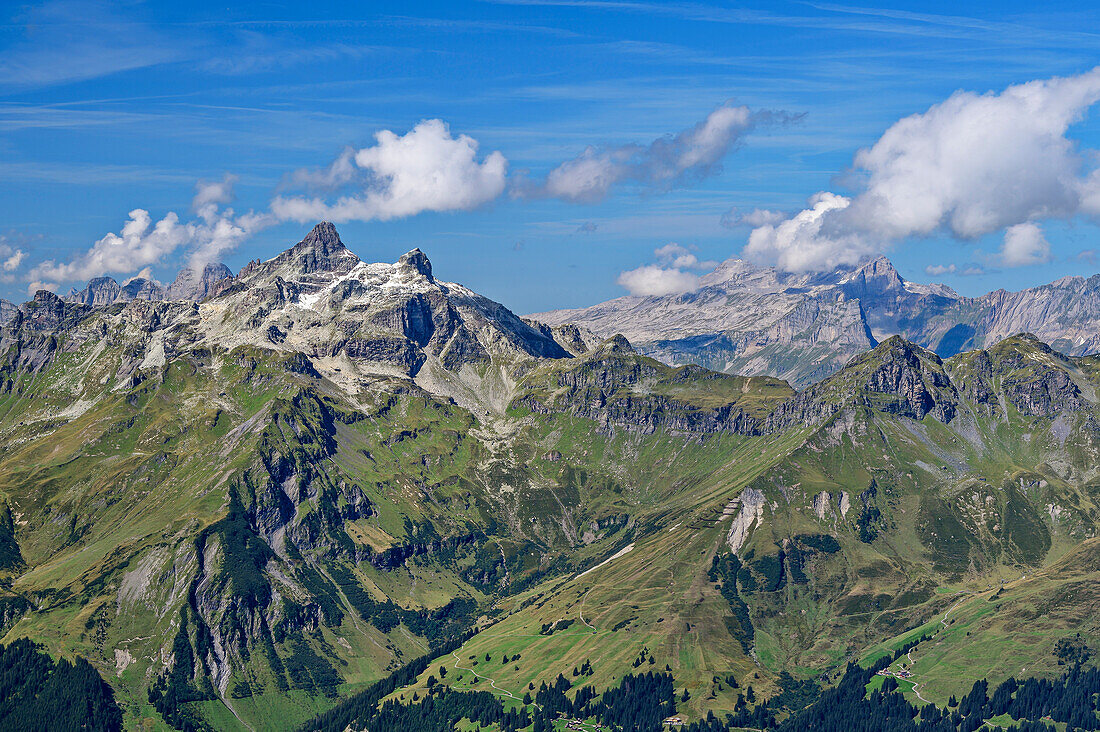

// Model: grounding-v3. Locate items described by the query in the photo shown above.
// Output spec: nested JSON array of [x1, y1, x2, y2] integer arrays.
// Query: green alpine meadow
[[0, 223, 1098, 730], [7, 5, 1100, 729]]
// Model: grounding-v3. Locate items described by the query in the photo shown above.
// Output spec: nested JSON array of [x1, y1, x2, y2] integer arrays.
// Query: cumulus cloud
[[27, 281, 56, 296], [123, 266, 160, 286], [617, 265, 701, 297], [744, 67, 1100, 271], [272, 119, 507, 223], [653, 242, 717, 270], [284, 147, 358, 191], [575, 221, 599, 234], [29, 176, 274, 285], [30, 209, 191, 284], [188, 178, 275, 270], [743, 192, 878, 271], [617, 242, 717, 296], [527, 103, 784, 203], [924, 263, 956, 276], [999, 222, 1052, 267]]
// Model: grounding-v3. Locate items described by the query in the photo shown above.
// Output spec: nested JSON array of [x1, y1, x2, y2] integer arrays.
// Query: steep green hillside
[[0, 227, 1098, 730]]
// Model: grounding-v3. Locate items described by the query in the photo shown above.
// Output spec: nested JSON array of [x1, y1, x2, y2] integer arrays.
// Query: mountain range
[[532, 256, 1100, 387], [0, 223, 1098, 731]]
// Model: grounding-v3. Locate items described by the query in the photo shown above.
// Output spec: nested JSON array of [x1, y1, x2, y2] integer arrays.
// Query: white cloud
[[28, 176, 274, 285], [123, 267, 160, 286], [924, 263, 956, 276], [285, 147, 358, 191], [617, 265, 701, 296], [743, 192, 877, 271], [721, 207, 788, 228], [533, 103, 768, 203], [617, 242, 718, 296], [2, 249, 24, 272], [30, 209, 191, 283], [999, 222, 1051, 267], [188, 184, 275, 271], [744, 67, 1100, 271], [272, 119, 507, 223], [192, 174, 238, 211], [654, 242, 717, 270], [27, 280, 57, 296]]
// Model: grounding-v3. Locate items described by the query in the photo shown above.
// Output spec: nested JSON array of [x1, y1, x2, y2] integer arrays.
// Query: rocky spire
[[284, 222, 358, 275], [397, 248, 433, 282]]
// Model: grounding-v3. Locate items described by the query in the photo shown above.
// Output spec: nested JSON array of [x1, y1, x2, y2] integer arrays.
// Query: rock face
[[198, 222, 572, 409], [531, 256, 1100, 386], [117, 277, 166, 302], [66, 275, 167, 305], [68, 276, 122, 307], [766, 336, 959, 430], [167, 263, 233, 301], [65, 263, 231, 308], [512, 335, 794, 435]]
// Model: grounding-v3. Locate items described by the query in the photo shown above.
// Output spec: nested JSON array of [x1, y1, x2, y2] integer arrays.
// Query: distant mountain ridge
[[530, 256, 1100, 386], [59, 262, 234, 308]]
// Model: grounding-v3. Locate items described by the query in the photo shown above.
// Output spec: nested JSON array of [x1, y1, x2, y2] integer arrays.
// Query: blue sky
[[3, 0, 1100, 312]]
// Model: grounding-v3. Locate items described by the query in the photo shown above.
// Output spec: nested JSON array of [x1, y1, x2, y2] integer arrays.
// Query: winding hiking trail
[[578, 586, 598, 633], [451, 651, 525, 703], [896, 590, 984, 705]]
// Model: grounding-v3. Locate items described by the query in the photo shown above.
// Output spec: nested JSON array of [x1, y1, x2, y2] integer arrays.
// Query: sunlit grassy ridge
[[0, 303, 1099, 730]]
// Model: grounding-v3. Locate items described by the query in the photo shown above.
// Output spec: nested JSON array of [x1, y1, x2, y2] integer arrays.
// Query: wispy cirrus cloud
[[0, 1, 185, 90], [516, 103, 796, 203]]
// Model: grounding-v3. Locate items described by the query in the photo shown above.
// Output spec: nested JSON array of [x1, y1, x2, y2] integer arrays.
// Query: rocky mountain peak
[[69, 276, 122, 307], [18, 289, 85, 332], [299, 220, 341, 250], [397, 248, 433, 281], [289, 221, 357, 275], [168, 262, 233, 301], [234, 222, 360, 284], [118, 277, 166, 303], [591, 334, 635, 357], [854, 336, 957, 422]]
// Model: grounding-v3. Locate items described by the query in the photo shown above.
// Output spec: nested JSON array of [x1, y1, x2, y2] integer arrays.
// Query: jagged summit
[[238, 221, 360, 283], [69, 276, 121, 307], [167, 262, 233, 301], [397, 248, 433, 281], [193, 222, 571, 412]]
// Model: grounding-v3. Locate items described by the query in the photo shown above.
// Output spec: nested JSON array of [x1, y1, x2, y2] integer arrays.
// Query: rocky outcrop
[[118, 277, 166, 302], [17, 290, 88, 332], [68, 276, 122, 307], [766, 337, 958, 430], [861, 337, 957, 423], [167, 263, 233, 301], [513, 337, 791, 435], [199, 223, 571, 393]]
